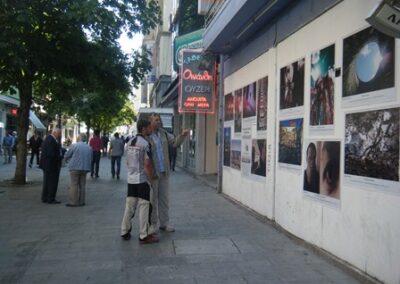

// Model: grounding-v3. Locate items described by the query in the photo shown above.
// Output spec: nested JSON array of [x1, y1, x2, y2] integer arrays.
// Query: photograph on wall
[[310, 44, 335, 129], [344, 107, 399, 192], [280, 58, 305, 113], [251, 139, 267, 177], [303, 141, 341, 202], [234, 89, 243, 133], [243, 82, 257, 119], [241, 126, 252, 176], [223, 127, 231, 167], [279, 118, 303, 166], [257, 76, 268, 131], [342, 27, 395, 106], [224, 93, 234, 121], [230, 139, 241, 170]]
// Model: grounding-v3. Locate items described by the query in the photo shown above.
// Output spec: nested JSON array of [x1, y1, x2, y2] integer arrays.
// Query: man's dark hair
[[137, 119, 151, 134], [94, 129, 100, 136]]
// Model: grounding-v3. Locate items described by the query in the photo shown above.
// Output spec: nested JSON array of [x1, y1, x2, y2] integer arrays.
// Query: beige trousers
[[150, 173, 170, 232], [121, 197, 150, 240], [68, 170, 87, 206]]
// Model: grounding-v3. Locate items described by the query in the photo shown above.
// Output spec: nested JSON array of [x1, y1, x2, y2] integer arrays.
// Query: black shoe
[[95, 175, 99, 178], [117, 175, 120, 180], [48, 200, 61, 204], [29, 164, 32, 168], [121, 232, 131, 241]]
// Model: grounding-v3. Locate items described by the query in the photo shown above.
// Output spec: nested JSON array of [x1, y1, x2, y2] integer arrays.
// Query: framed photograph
[[279, 118, 303, 166], [257, 77, 268, 131], [310, 44, 335, 128], [230, 139, 241, 170], [234, 89, 243, 133], [303, 141, 341, 201], [243, 82, 257, 118], [224, 93, 234, 121], [223, 127, 231, 166], [251, 139, 267, 177], [342, 27, 395, 106], [344, 107, 399, 193], [280, 58, 305, 111]]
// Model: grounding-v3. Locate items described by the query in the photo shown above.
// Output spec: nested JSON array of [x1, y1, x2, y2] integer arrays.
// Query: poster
[[241, 126, 252, 175], [243, 82, 257, 119], [303, 141, 341, 202], [344, 107, 399, 192], [251, 139, 267, 177], [280, 58, 305, 115], [257, 76, 268, 131], [234, 89, 243, 133], [279, 118, 303, 166], [342, 27, 395, 106], [223, 127, 231, 166], [224, 93, 234, 121], [310, 44, 335, 129], [230, 140, 241, 170], [179, 49, 215, 113]]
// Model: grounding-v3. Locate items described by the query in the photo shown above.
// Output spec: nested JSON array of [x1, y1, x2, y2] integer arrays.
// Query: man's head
[[114, 132, 119, 138], [78, 133, 87, 142], [94, 129, 100, 136], [137, 119, 152, 136], [51, 128, 62, 139], [149, 113, 161, 131]]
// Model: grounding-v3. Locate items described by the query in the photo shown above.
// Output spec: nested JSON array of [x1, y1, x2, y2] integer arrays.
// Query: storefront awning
[[29, 110, 46, 130], [0, 94, 19, 106]]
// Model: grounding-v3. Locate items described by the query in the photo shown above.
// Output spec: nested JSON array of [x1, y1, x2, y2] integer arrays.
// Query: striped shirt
[[126, 135, 150, 184]]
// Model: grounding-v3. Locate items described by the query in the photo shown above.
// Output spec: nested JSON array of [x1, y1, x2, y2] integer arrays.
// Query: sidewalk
[[0, 156, 368, 284]]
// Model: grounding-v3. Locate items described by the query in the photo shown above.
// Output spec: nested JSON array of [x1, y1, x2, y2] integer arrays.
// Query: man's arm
[[170, 128, 190, 148]]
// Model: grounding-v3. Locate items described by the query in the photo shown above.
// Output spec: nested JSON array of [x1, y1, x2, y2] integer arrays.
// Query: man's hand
[[182, 128, 190, 136]]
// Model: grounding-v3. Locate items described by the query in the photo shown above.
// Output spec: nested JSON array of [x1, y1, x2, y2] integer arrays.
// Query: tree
[[0, 1, 160, 184]]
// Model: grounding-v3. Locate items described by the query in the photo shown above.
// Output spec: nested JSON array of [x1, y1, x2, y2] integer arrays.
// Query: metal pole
[[217, 54, 224, 193]]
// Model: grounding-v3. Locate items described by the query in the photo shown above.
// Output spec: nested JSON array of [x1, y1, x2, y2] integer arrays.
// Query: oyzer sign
[[179, 49, 215, 113]]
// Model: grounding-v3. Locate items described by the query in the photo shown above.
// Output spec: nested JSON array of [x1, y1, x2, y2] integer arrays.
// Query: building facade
[[203, 0, 400, 283]]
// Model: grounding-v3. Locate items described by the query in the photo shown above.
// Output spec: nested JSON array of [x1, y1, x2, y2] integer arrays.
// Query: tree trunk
[[14, 79, 33, 184]]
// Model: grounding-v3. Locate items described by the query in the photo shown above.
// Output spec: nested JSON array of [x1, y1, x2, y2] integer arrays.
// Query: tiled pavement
[[0, 156, 371, 283]]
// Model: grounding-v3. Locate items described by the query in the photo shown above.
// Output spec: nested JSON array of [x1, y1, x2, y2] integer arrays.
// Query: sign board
[[174, 29, 204, 71], [367, 1, 400, 38], [179, 49, 215, 114]]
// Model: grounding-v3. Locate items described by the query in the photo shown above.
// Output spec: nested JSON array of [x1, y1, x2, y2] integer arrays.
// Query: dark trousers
[[111, 156, 121, 177], [41, 167, 61, 202], [30, 150, 40, 165], [91, 151, 101, 177]]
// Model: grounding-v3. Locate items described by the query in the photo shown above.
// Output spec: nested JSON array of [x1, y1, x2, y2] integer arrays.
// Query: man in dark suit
[[40, 128, 63, 204]]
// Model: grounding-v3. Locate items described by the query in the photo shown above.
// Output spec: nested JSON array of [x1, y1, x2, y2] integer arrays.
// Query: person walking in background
[[148, 113, 189, 233], [28, 132, 43, 168], [63, 133, 93, 207], [2, 131, 14, 164], [101, 134, 109, 157], [109, 132, 125, 179], [121, 119, 158, 244], [89, 129, 102, 178], [40, 128, 63, 204]]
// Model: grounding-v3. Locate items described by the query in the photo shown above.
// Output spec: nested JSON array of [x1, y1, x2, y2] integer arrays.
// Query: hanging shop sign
[[367, 0, 400, 38], [174, 29, 204, 71], [179, 49, 215, 114]]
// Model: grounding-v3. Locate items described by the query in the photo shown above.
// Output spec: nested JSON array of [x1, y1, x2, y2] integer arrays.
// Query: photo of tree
[[343, 27, 394, 97], [280, 58, 305, 110], [231, 139, 241, 170], [224, 93, 234, 121], [257, 77, 268, 131], [345, 107, 399, 181], [279, 118, 303, 165], [243, 82, 256, 118], [223, 127, 231, 166], [251, 139, 266, 177], [310, 45, 335, 126], [304, 141, 341, 200], [234, 89, 243, 133]]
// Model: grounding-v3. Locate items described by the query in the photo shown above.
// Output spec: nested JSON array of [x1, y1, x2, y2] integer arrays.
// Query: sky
[[118, 32, 143, 54]]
